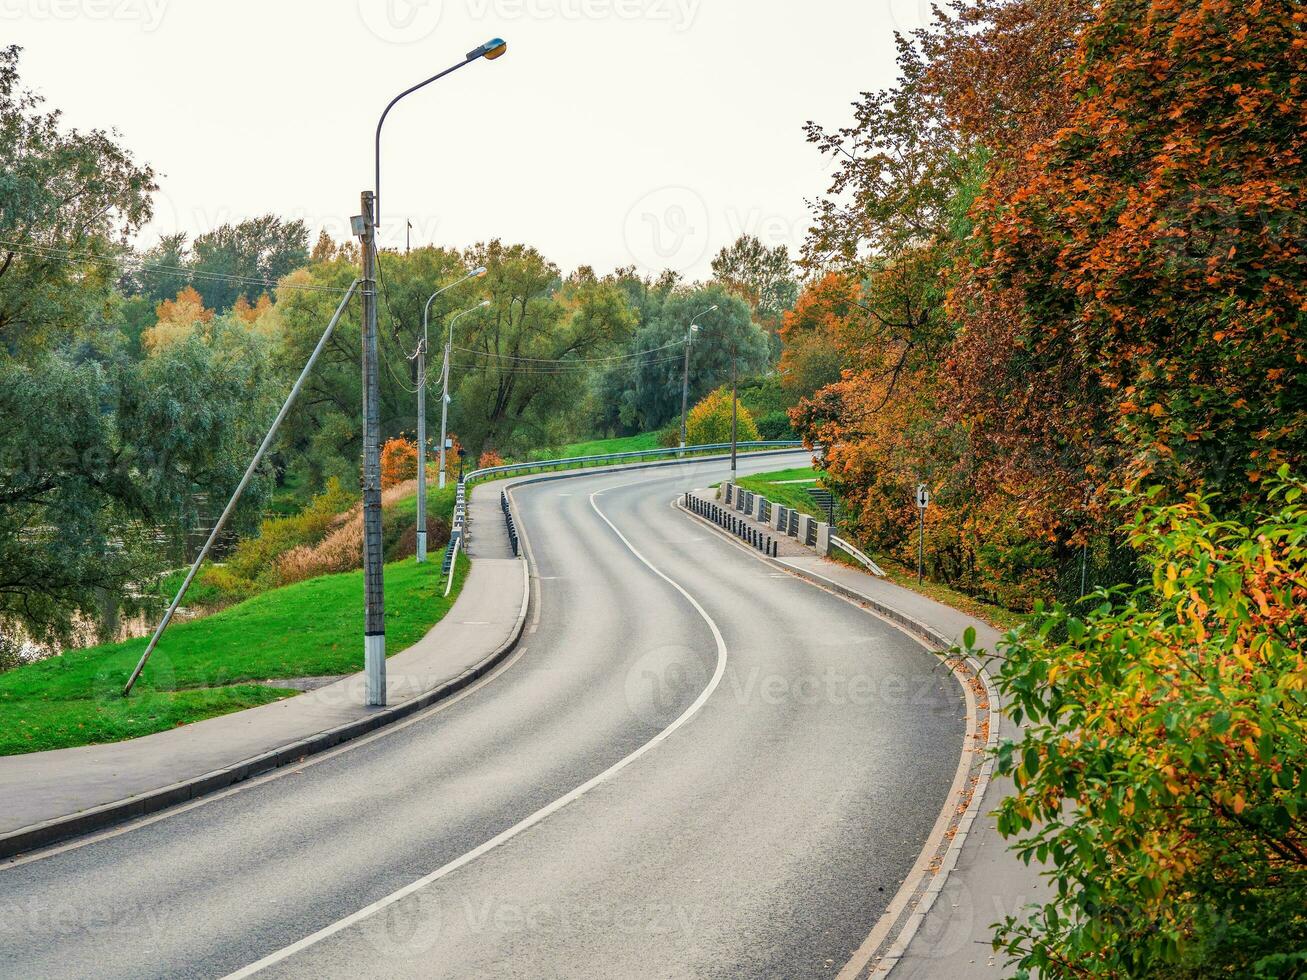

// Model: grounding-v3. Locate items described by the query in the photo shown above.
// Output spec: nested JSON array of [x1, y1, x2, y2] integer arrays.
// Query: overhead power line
[[449, 338, 686, 365], [0, 239, 354, 295]]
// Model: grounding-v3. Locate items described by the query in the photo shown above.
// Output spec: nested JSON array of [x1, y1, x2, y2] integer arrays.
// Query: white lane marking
[[224, 483, 729, 978]]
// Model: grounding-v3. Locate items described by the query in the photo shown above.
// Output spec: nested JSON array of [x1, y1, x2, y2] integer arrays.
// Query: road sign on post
[[915, 483, 929, 584]]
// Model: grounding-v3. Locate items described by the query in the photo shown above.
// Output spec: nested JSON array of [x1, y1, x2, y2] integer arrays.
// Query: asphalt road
[[0, 453, 964, 979]]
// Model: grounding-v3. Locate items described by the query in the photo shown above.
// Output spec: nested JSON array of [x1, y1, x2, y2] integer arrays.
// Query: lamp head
[[478, 299, 491, 308], [471, 266, 488, 277], [468, 38, 508, 61]]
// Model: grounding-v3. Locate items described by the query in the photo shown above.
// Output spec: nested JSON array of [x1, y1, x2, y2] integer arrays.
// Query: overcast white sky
[[6, 0, 928, 279]]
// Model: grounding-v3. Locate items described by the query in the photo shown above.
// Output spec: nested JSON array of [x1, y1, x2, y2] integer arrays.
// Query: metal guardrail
[[501, 490, 520, 557], [830, 534, 886, 578], [441, 482, 466, 577], [685, 491, 778, 557], [463, 440, 805, 484], [449, 440, 807, 565]]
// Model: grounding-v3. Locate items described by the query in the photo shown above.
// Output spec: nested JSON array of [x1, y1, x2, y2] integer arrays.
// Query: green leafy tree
[[977, 472, 1307, 977], [450, 241, 636, 454], [592, 285, 770, 435], [710, 234, 798, 327], [187, 216, 309, 312]]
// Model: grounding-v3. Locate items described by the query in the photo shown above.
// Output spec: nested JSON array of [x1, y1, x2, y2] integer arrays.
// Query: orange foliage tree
[[141, 285, 214, 354], [380, 435, 418, 489], [961, 0, 1306, 503]]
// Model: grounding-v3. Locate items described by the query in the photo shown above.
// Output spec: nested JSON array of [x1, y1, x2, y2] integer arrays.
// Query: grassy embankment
[[0, 555, 468, 756], [0, 475, 467, 756], [728, 466, 1028, 632]]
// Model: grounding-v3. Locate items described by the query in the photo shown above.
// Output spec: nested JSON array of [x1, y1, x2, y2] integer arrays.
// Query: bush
[[686, 387, 761, 445], [380, 436, 419, 489], [656, 425, 681, 448], [196, 565, 261, 605], [220, 478, 354, 591], [978, 468, 1307, 977], [478, 449, 504, 469], [756, 410, 794, 440]]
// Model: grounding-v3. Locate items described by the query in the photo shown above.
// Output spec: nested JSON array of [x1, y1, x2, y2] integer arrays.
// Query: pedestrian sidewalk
[[683, 488, 1043, 978], [0, 551, 527, 858]]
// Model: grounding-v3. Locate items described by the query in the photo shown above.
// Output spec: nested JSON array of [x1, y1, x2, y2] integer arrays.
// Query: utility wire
[[447, 352, 688, 376], [0, 239, 353, 295], [449, 338, 686, 365]]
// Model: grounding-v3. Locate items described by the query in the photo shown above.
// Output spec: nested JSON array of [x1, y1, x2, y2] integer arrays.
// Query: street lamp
[[415, 266, 487, 563], [359, 37, 507, 707], [374, 39, 508, 232], [439, 300, 492, 494], [679, 304, 718, 451]]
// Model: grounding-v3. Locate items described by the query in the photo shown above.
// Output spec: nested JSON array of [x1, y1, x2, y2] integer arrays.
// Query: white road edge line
[[223, 480, 729, 979]]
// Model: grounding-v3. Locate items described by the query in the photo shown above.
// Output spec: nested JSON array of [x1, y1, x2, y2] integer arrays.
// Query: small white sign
[[916, 484, 930, 509]]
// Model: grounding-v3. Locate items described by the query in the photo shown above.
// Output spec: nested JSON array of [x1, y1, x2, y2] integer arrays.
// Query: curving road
[[0, 453, 964, 978]]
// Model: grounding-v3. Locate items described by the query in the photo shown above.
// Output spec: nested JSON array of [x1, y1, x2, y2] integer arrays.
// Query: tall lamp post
[[729, 335, 739, 480], [357, 37, 507, 707], [678, 303, 717, 451], [416, 267, 486, 563], [439, 300, 492, 491]]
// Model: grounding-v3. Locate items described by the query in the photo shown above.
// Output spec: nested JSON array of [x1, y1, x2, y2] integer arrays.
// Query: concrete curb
[[675, 493, 1003, 977], [0, 561, 531, 860]]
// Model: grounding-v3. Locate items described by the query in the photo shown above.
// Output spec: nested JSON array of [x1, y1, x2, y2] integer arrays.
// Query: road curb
[[0, 560, 531, 860], [675, 493, 1002, 977]]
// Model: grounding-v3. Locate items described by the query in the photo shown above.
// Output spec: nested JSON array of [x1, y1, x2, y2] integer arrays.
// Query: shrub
[[196, 564, 261, 604], [756, 410, 794, 440], [478, 449, 504, 469], [222, 478, 354, 589], [656, 425, 681, 448], [978, 468, 1307, 977], [381, 435, 419, 489], [686, 387, 760, 446]]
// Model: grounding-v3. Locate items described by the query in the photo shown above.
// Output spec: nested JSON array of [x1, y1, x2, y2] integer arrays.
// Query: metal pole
[[415, 335, 427, 563], [438, 343, 451, 490], [438, 302, 486, 487], [679, 326, 692, 451], [918, 507, 925, 585], [123, 280, 361, 696], [730, 343, 738, 480], [360, 191, 387, 706]]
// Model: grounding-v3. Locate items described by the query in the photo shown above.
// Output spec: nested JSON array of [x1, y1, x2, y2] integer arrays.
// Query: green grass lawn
[[0, 553, 469, 756], [386, 481, 456, 521], [730, 465, 828, 518], [529, 432, 662, 461]]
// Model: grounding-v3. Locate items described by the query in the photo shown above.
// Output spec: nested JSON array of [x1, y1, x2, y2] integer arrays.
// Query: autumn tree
[[380, 435, 419, 489], [687, 387, 760, 446], [141, 285, 214, 353], [961, 0, 1306, 507], [980, 473, 1307, 975], [777, 272, 857, 399]]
